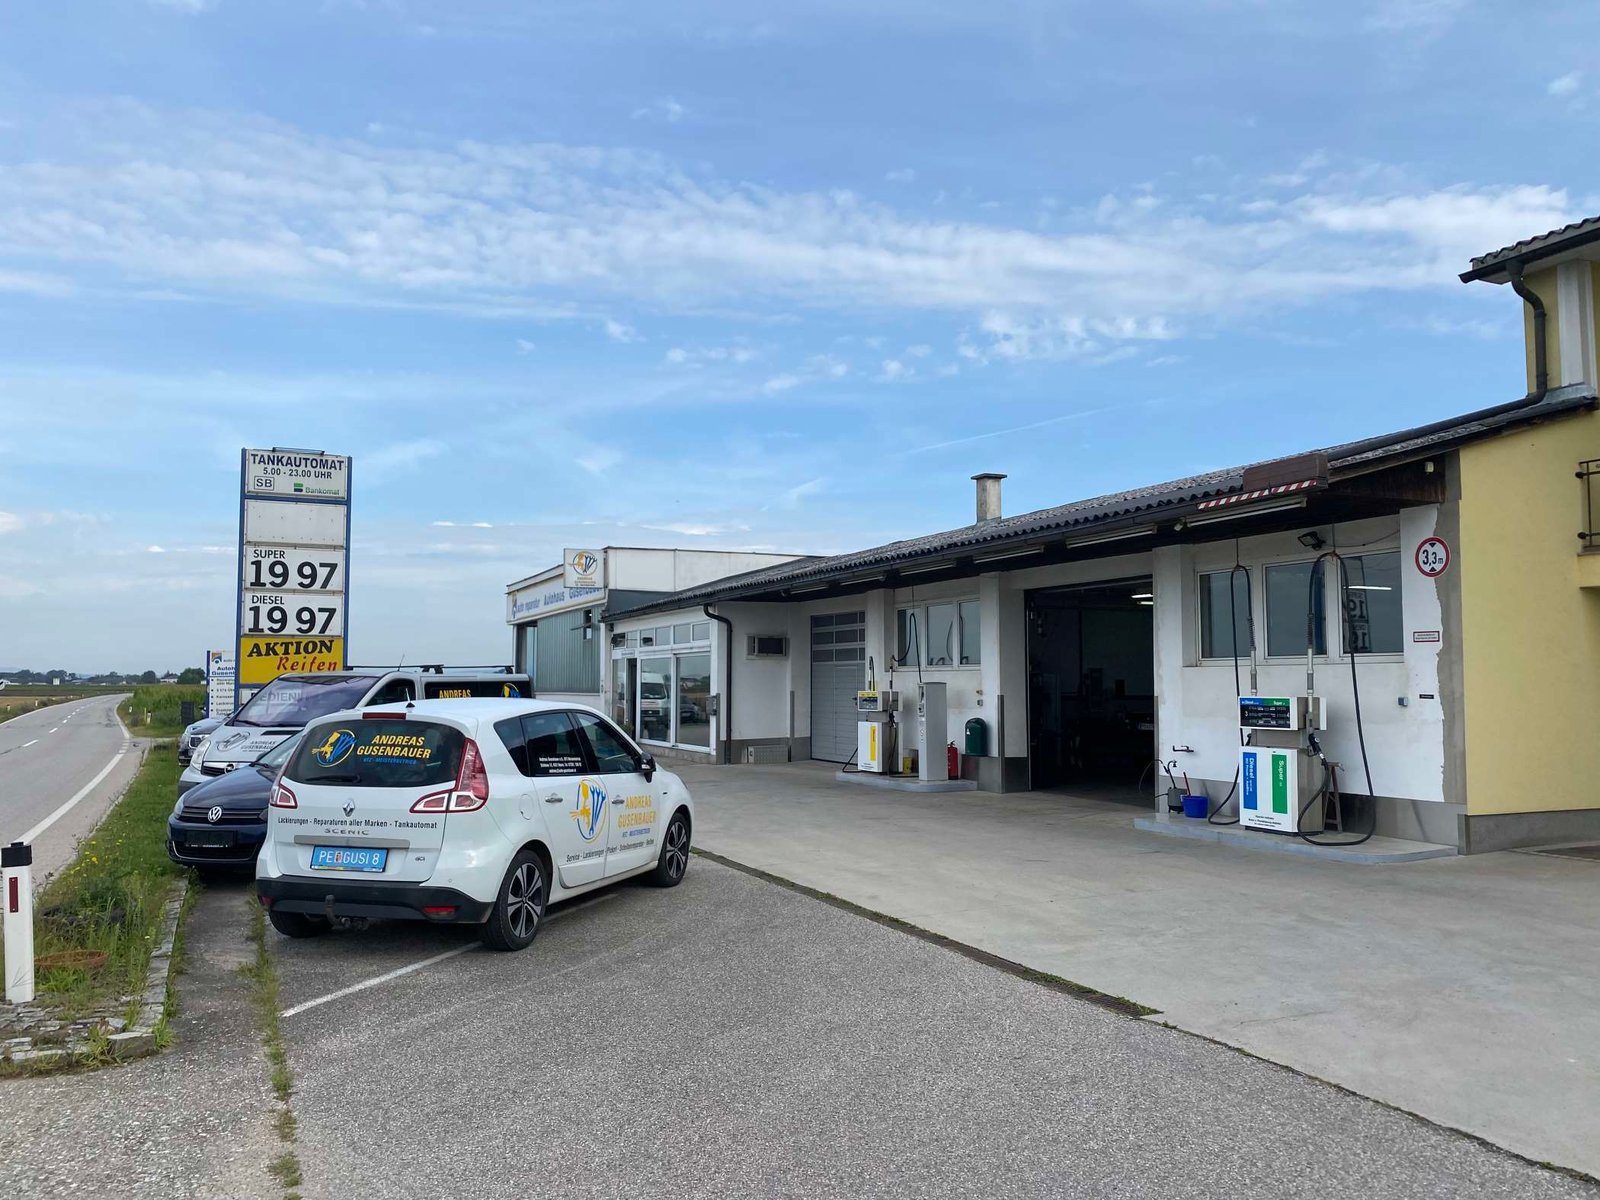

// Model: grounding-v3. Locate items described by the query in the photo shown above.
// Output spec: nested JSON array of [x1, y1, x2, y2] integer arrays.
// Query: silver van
[[177, 667, 529, 797]]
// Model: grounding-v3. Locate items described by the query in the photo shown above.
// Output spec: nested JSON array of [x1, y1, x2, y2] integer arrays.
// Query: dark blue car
[[167, 734, 300, 875]]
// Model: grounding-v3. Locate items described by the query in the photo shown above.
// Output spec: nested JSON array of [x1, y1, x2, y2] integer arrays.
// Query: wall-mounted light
[[1297, 530, 1326, 550]]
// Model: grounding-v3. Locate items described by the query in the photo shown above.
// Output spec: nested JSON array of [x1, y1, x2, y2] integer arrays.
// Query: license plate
[[188, 836, 234, 849], [309, 846, 388, 872]]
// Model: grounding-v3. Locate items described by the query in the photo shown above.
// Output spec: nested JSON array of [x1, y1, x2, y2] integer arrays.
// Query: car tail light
[[270, 780, 298, 809], [362, 711, 407, 720], [450, 739, 490, 812], [410, 790, 449, 813]]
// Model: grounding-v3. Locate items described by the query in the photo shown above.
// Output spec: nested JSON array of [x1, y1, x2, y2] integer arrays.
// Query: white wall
[[608, 548, 800, 593], [1153, 513, 1445, 805]]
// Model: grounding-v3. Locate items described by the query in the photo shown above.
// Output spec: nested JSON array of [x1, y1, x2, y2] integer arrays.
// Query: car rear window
[[423, 679, 526, 699], [286, 720, 463, 788]]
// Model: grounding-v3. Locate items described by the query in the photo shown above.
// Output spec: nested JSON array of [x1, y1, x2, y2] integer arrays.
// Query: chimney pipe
[[972, 473, 1006, 523]]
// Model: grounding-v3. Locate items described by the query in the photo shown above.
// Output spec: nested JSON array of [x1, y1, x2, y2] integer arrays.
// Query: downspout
[[704, 604, 734, 765], [1505, 259, 1550, 403]]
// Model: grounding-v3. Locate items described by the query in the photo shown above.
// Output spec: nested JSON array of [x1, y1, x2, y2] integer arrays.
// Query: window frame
[[572, 710, 646, 774], [894, 598, 981, 669], [1338, 551, 1405, 658], [1197, 568, 1254, 664]]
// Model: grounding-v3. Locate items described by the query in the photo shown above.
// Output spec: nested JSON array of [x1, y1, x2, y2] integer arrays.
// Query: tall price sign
[[234, 448, 352, 707]]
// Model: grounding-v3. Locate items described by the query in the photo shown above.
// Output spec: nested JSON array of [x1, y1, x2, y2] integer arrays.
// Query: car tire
[[648, 810, 690, 888], [268, 909, 329, 939], [482, 851, 547, 952]]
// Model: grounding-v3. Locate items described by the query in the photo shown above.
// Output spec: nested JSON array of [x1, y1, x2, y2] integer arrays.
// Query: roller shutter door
[[809, 610, 866, 763]]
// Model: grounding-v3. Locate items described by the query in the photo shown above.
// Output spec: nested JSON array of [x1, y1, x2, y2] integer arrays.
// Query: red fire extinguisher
[[946, 742, 960, 781]]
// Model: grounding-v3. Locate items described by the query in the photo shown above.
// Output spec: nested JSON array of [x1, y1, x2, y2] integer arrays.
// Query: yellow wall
[[1521, 266, 1561, 394], [1458, 408, 1600, 814]]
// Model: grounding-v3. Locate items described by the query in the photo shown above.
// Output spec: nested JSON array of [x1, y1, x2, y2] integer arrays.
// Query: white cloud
[[905, 343, 931, 358], [877, 359, 911, 382], [431, 520, 494, 528], [1363, 0, 1466, 34], [0, 102, 1572, 341], [515, 338, 535, 354], [148, 0, 216, 11], [361, 438, 446, 483], [640, 521, 752, 536], [777, 477, 826, 509], [962, 311, 1179, 364], [885, 168, 916, 184], [1549, 71, 1583, 98], [145, 545, 166, 553], [0, 512, 21, 535], [762, 374, 801, 394], [631, 97, 687, 124], [663, 343, 758, 367]]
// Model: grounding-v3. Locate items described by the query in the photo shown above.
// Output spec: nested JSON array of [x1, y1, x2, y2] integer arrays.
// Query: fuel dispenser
[[916, 682, 948, 782], [856, 688, 899, 774], [1237, 696, 1325, 834]]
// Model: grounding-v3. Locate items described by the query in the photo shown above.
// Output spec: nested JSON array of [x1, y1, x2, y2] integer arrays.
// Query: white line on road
[[17, 714, 133, 845], [278, 891, 620, 1018], [21, 740, 37, 749], [48, 727, 59, 734], [280, 945, 477, 1018]]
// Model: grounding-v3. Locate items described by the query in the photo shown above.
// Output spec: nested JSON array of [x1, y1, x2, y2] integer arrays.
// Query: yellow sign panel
[[238, 636, 346, 685]]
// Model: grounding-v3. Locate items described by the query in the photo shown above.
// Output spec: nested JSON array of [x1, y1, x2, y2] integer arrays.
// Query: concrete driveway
[[675, 760, 1600, 1180], [263, 858, 1590, 1199]]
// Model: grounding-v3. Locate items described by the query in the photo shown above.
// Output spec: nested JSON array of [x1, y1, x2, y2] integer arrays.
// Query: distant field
[[0, 685, 128, 724], [119, 685, 207, 738]]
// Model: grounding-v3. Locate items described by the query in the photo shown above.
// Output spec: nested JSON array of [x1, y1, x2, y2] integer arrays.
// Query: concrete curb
[[1, 876, 189, 1070]]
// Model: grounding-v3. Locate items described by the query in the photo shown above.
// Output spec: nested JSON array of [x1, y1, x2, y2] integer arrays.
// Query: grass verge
[[119, 685, 206, 739], [0, 742, 181, 1023], [243, 899, 303, 1200]]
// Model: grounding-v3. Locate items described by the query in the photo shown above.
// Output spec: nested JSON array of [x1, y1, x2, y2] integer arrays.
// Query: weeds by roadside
[[118, 685, 205, 738], [243, 899, 303, 1200]]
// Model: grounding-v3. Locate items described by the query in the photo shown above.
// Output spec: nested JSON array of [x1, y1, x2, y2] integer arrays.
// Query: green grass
[[119, 686, 206, 738], [0, 742, 184, 1022], [244, 898, 303, 1199]]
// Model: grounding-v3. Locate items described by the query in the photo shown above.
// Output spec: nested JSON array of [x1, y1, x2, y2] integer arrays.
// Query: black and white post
[[2, 841, 33, 1004]]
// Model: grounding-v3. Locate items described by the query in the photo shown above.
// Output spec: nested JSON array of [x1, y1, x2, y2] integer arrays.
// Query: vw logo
[[207, 806, 223, 824], [342, 799, 356, 818]]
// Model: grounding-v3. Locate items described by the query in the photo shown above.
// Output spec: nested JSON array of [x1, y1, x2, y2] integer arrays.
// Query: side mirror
[[638, 753, 656, 781]]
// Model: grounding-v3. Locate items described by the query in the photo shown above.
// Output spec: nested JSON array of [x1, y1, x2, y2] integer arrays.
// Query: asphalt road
[[0, 693, 137, 878], [273, 858, 1596, 1200]]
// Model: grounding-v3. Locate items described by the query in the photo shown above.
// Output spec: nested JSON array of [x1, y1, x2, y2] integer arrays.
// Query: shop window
[[896, 600, 981, 667], [1265, 561, 1326, 657], [959, 600, 981, 665], [1199, 569, 1251, 660], [675, 653, 712, 748], [1342, 552, 1402, 655]]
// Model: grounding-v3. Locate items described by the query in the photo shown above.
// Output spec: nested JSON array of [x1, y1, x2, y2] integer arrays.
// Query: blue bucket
[[1182, 794, 1209, 819]]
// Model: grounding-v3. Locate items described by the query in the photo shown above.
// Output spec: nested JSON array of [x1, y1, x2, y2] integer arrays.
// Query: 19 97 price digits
[[245, 604, 339, 635], [246, 558, 340, 589]]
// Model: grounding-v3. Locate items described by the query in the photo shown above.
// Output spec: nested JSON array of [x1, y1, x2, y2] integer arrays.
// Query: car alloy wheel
[[507, 860, 545, 941], [664, 818, 688, 881]]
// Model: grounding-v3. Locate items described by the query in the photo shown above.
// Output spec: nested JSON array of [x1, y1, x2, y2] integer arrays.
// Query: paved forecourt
[[269, 858, 1592, 1200]]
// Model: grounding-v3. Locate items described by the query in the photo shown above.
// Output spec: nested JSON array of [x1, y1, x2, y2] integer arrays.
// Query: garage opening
[[810, 610, 866, 763], [1026, 579, 1155, 801]]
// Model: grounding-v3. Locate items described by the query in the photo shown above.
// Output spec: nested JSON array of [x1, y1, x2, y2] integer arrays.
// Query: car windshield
[[253, 733, 303, 770], [641, 682, 668, 699], [232, 676, 377, 727]]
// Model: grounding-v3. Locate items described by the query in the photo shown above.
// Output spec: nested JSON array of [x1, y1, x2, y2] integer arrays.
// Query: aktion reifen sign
[[235, 448, 352, 703]]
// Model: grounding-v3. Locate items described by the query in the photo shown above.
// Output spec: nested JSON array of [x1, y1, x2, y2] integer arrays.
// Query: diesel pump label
[[238, 636, 345, 684]]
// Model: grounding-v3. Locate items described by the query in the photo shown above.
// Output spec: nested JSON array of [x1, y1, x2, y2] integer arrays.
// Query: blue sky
[[0, 0, 1594, 671]]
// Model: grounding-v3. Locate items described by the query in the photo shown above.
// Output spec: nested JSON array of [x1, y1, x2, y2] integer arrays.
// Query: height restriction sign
[[234, 448, 352, 705]]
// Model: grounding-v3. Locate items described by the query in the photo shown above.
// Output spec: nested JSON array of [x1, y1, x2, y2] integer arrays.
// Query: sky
[[0, 0, 1595, 672]]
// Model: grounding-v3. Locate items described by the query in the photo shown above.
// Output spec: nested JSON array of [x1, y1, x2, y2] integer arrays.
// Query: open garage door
[[810, 610, 865, 763]]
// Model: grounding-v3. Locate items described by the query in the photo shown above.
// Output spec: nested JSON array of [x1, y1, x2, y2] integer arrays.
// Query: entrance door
[[809, 610, 865, 762], [1026, 581, 1156, 796]]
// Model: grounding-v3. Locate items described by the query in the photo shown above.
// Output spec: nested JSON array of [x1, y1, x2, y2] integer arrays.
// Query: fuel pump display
[[1238, 696, 1324, 834]]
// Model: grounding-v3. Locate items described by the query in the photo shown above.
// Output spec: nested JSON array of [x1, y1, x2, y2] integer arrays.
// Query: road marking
[[278, 891, 622, 1019], [280, 944, 477, 1018], [48, 727, 59, 734], [21, 740, 37, 749], [17, 713, 133, 845]]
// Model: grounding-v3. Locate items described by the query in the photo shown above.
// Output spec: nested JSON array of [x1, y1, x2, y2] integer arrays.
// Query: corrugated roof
[[1462, 215, 1600, 281], [609, 386, 1597, 619]]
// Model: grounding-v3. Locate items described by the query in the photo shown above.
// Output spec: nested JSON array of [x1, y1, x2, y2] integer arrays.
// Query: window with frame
[[496, 711, 587, 777], [1199, 569, 1252, 659], [895, 600, 981, 667], [573, 711, 640, 773], [1265, 561, 1326, 657], [1341, 552, 1402, 655]]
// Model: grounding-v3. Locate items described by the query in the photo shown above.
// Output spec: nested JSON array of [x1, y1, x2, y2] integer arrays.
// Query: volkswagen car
[[256, 699, 693, 951], [168, 733, 302, 875]]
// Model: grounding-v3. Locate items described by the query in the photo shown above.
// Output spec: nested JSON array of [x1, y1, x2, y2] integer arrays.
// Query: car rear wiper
[[316, 773, 364, 784]]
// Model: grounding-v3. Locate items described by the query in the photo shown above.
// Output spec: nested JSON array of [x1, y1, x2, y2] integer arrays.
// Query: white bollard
[[2, 841, 33, 1004]]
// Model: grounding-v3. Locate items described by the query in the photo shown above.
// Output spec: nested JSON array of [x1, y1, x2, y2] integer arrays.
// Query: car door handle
[[543, 794, 563, 804]]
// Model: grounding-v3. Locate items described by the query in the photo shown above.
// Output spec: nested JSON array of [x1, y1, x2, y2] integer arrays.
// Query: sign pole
[[2, 841, 34, 1005]]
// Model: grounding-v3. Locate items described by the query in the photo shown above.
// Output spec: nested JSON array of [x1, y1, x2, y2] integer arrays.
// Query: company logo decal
[[573, 778, 608, 842], [312, 728, 357, 767], [342, 799, 356, 818], [570, 550, 599, 576], [207, 806, 224, 824]]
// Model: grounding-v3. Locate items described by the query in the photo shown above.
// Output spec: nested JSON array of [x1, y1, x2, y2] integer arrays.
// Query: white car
[[255, 698, 693, 951]]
